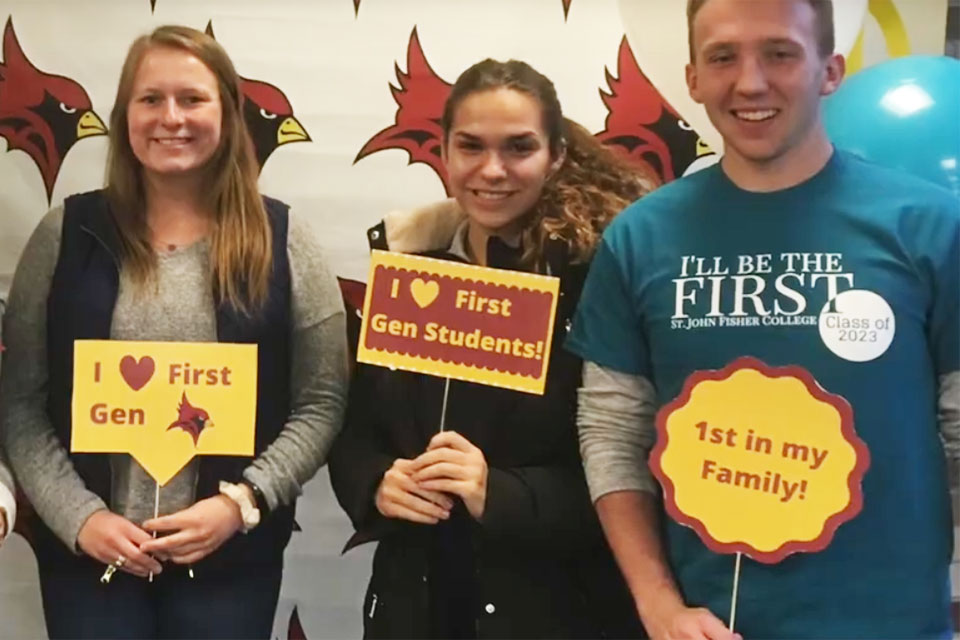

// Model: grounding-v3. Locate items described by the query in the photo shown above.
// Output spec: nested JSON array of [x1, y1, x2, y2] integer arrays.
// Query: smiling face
[[686, 0, 843, 171], [127, 46, 222, 180], [442, 88, 559, 237]]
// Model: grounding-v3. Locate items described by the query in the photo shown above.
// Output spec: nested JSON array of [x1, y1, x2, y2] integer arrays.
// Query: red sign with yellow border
[[357, 251, 560, 394]]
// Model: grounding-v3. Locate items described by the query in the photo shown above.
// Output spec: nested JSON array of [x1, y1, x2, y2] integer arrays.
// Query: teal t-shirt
[[567, 149, 958, 639]]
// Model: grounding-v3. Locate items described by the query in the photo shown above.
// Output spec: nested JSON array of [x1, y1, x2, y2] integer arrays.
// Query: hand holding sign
[[77, 510, 163, 578], [651, 357, 868, 562], [412, 431, 489, 520], [140, 495, 244, 564], [650, 357, 869, 631], [375, 458, 453, 525]]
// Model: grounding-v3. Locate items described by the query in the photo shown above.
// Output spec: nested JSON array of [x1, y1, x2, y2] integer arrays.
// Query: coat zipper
[[368, 593, 378, 619]]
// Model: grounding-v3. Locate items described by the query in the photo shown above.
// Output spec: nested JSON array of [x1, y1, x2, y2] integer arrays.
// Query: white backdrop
[[0, 1, 953, 638]]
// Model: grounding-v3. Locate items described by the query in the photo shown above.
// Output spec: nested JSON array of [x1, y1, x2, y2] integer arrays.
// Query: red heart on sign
[[119, 355, 155, 391]]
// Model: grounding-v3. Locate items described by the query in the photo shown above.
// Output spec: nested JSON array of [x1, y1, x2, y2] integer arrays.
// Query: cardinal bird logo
[[596, 37, 714, 185], [287, 605, 308, 640], [167, 392, 213, 445], [205, 22, 310, 170], [355, 27, 452, 193], [0, 17, 107, 201]]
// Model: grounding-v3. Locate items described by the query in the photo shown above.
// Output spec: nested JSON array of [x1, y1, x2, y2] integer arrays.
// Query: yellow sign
[[71, 340, 258, 486], [357, 251, 560, 395], [650, 357, 870, 563]]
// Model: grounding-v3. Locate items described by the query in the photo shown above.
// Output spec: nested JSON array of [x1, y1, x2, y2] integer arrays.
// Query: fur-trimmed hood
[[366, 198, 465, 253]]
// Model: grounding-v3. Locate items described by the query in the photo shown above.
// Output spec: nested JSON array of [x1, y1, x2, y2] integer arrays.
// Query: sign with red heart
[[357, 251, 560, 394], [119, 355, 155, 391], [71, 340, 258, 485]]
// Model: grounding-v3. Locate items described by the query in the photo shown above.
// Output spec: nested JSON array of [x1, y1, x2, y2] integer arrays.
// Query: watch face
[[243, 480, 268, 512]]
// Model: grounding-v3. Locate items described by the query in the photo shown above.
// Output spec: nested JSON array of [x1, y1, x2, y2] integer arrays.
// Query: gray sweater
[[0, 206, 348, 549]]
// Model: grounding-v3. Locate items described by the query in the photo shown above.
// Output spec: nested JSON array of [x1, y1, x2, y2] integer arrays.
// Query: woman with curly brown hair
[[330, 58, 652, 639]]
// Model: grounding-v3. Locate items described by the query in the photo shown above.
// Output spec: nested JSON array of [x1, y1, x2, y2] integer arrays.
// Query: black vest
[[40, 190, 295, 572]]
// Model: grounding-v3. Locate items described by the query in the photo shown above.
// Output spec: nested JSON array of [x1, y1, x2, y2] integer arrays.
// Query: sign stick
[[438, 377, 451, 432], [149, 482, 160, 583], [729, 552, 742, 632]]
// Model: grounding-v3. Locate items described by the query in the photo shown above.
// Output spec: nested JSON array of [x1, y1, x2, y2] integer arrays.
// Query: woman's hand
[[77, 509, 163, 577], [139, 495, 242, 564], [411, 431, 488, 520], [375, 458, 453, 524]]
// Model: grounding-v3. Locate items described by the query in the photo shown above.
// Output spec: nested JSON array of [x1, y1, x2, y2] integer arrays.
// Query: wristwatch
[[240, 478, 269, 515], [218, 481, 261, 532]]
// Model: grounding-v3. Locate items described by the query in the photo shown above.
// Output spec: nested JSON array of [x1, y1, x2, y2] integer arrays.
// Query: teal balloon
[[825, 55, 960, 196]]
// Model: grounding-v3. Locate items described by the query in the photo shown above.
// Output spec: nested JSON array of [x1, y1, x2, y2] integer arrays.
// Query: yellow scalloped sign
[[650, 357, 870, 563]]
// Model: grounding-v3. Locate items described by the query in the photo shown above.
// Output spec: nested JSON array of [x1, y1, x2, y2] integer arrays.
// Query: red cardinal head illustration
[[0, 17, 107, 201], [240, 76, 310, 168], [355, 27, 452, 193], [167, 392, 213, 445], [204, 22, 310, 170], [287, 605, 307, 640], [596, 37, 712, 184]]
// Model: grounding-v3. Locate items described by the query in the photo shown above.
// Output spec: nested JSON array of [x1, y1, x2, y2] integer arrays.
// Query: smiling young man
[[566, 0, 959, 638]]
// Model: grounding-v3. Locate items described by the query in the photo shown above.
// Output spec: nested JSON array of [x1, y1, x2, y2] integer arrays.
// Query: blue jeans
[[38, 559, 282, 639]]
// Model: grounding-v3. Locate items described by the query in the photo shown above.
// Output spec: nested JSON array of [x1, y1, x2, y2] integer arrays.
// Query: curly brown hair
[[442, 59, 655, 268]]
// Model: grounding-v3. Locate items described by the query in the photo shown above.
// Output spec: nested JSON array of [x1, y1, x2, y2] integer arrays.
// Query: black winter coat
[[329, 231, 642, 639]]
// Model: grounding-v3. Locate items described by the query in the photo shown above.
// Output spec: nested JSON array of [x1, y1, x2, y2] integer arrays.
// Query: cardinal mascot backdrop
[[0, 1, 953, 637]]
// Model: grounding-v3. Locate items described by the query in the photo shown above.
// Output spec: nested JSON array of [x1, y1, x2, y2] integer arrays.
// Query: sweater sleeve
[[0, 207, 107, 550], [242, 212, 349, 509], [577, 361, 659, 501]]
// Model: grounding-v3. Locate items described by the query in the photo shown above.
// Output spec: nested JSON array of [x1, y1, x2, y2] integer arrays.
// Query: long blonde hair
[[105, 25, 271, 314], [441, 59, 653, 268]]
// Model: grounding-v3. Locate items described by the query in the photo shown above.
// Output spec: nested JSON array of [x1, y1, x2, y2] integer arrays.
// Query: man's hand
[[411, 431, 488, 520], [77, 510, 163, 577], [594, 492, 741, 640], [139, 495, 243, 564], [641, 593, 740, 640], [375, 458, 453, 524]]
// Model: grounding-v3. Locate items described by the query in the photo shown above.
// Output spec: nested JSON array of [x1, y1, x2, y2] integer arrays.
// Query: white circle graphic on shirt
[[818, 289, 895, 362]]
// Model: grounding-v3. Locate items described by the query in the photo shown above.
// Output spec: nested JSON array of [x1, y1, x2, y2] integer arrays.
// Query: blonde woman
[[0, 26, 347, 639]]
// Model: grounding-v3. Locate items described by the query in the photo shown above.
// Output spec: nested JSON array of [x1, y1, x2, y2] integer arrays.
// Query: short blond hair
[[686, 0, 835, 61]]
